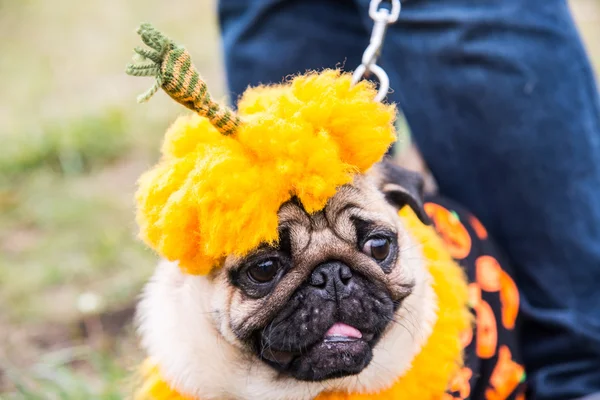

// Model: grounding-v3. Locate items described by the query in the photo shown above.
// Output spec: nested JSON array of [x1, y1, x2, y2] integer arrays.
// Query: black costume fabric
[[426, 196, 527, 400]]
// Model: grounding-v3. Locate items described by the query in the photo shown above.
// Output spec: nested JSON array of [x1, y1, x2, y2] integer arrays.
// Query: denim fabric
[[218, 1, 600, 399], [579, 396, 600, 400]]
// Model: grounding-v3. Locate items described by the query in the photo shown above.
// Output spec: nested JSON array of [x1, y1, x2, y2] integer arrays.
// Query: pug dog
[[136, 161, 524, 400]]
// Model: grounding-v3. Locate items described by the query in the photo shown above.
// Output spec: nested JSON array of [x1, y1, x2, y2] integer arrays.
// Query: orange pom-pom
[[136, 70, 396, 274]]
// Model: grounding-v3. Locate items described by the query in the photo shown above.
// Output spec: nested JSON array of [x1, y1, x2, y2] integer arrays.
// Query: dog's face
[[223, 192, 408, 380], [215, 162, 431, 380], [138, 162, 436, 399]]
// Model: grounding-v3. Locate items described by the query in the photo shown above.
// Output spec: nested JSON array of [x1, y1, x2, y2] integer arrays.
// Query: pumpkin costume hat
[[126, 24, 397, 275]]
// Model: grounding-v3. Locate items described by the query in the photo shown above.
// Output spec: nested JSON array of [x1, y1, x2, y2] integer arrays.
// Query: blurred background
[[0, 0, 598, 398]]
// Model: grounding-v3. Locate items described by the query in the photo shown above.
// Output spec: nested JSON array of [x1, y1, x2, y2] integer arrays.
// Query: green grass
[[0, 0, 223, 394], [0, 170, 153, 321], [2, 346, 134, 399], [0, 1, 222, 309], [0, 106, 160, 323], [1, 109, 130, 178]]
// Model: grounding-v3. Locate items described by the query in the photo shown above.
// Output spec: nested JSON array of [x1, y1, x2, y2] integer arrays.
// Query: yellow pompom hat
[[127, 24, 396, 275]]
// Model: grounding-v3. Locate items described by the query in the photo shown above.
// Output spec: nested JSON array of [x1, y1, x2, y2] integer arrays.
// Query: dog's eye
[[363, 237, 390, 261], [247, 259, 280, 283]]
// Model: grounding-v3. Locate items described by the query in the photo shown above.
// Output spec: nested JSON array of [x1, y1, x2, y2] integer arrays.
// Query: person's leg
[[219, 0, 600, 398], [361, 0, 600, 398], [219, 0, 368, 100]]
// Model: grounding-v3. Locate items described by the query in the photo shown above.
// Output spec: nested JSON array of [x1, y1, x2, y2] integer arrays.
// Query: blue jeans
[[218, 0, 600, 399]]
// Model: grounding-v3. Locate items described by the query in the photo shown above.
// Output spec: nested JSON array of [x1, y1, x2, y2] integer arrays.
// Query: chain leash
[[352, 0, 401, 102]]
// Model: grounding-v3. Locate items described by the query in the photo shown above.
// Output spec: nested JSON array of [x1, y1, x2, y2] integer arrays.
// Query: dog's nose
[[309, 261, 353, 299]]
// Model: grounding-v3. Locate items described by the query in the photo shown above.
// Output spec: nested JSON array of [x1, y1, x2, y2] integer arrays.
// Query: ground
[[0, 0, 598, 398]]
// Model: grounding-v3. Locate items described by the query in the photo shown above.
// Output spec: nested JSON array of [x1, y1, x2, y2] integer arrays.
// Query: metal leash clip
[[352, 0, 401, 102]]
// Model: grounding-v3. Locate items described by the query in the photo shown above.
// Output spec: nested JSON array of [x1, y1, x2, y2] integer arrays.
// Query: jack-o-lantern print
[[476, 255, 502, 292], [470, 284, 498, 359], [485, 346, 526, 400], [460, 325, 473, 349], [500, 269, 519, 330], [448, 367, 473, 400], [424, 203, 472, 259], [469, 215, 488, 240], [476, 255, 520, 330], [476, 299, 498, 359], [427, 196, 526, 400], [469, 282, 482, 307]]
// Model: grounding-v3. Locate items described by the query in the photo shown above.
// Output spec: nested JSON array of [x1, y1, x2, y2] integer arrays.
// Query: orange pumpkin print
[[424, 203, 472, 259], [459, 283, 479, 349], [460, 325, 473, 348], [468, 283, 482, 307], [485, 345, 526, 400], [499, 270, 520, 330], [476, 256, 502, 292], [469, 215, 488, 240], [448, 367, 473, 399], [475, 298, 498, 359], [476, 256, 520, 330]]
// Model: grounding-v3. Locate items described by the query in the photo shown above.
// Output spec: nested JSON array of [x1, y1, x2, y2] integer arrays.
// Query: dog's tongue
[[325, 323, 362, 339]]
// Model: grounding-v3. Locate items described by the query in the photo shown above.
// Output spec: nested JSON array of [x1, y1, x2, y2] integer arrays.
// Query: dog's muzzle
[[255, 260, 399, 381]]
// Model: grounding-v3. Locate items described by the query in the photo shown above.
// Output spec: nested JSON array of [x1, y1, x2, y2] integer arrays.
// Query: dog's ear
[[373, 161, 431, 225]]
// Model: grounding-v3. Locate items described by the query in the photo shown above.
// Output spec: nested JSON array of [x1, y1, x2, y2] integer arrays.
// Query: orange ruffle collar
[[133, 207, 471, 400]]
